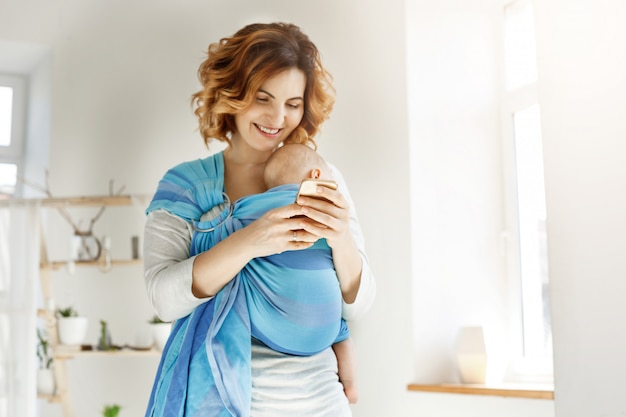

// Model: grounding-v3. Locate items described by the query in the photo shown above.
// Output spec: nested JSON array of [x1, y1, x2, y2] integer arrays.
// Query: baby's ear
[[309, 168, 321, 179]]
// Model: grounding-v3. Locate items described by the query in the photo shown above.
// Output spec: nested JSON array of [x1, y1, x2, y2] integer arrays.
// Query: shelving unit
[[29, 194, 156, 417]]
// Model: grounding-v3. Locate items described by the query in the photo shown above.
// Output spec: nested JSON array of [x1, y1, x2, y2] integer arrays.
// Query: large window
[[501, 0, 553, 381], [0, 74, 26, 198]]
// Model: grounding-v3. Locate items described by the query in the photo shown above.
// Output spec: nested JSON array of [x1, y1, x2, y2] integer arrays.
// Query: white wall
[[407, 0, 508, 382], [0, 1, 412, 416], [533, 1, 626, 416], [3, 0, 623, 416], [404, 0, 555, 416]]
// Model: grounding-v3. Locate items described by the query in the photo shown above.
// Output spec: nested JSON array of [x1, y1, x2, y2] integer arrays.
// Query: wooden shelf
[[29, 193, 151, 417], [41, 195, 145, 208], [407, 383, 554, 400], [0, 194, 150, 208], [38, 392, 63, 402], [54, 346, 161, 359], [42, 259, 143, 270]]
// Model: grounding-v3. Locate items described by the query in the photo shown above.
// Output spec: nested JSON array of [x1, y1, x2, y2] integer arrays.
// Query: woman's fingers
[[248, 205, 316, 254], [294, 191, 352, 248]]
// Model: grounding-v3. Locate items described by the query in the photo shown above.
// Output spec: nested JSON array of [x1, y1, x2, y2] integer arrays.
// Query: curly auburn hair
[[191, 22, 335, 150]]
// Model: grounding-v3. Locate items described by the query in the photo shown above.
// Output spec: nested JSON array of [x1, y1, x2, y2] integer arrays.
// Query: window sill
[[407, 383, 554, 400]]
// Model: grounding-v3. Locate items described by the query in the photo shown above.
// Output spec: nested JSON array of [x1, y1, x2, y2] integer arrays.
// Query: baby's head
[[264, 144, 331, 189]]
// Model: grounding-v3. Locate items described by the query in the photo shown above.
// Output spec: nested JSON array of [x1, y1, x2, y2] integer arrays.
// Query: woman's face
[[233, 68, 306, 154]]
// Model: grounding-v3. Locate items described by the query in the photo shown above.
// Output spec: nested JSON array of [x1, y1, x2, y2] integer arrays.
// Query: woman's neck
[[223, 141, 273, 201], [224, 136, 274, 166]]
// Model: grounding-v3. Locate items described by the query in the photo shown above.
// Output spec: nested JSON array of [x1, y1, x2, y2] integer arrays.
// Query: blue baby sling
[[144, 152, 349, 417]]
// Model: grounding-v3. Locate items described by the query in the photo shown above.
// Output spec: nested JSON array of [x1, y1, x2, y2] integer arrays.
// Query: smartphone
[[296, 179, 338, 201]]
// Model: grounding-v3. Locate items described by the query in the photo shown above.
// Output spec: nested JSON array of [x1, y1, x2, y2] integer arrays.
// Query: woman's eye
[[256, 97, 269, 103], [287, 103, 301, 109]]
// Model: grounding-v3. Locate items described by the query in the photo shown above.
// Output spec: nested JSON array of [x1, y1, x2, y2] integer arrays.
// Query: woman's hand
[[242, 204, 317, 258], [294, 185, 352, 249], [193, 186, 362, 302], [295, 185, 363, 304], [192, 203, 314, 298]]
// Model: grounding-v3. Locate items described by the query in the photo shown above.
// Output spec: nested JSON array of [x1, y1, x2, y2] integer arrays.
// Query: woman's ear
[[309, 168, 321, 179]]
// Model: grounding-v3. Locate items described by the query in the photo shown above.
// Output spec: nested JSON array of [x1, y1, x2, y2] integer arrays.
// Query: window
[[0, 86, 13, 146], [501, 0, 553, 382], [0, 74, 26, 198]]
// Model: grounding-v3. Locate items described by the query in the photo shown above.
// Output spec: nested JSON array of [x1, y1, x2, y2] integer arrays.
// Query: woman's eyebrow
[[258, 89, 303, 101]]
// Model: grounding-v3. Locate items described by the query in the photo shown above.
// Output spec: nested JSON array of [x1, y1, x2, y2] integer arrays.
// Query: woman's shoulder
[[146, 151, 226, 220], [167, 152, 225, 179]]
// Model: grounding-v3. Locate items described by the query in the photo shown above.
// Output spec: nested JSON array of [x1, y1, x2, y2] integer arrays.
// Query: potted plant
[[56, 306, 88, 346], [36, 328, 55, 395], [102, 404, 121, 417], [148, 315, 171, 352]]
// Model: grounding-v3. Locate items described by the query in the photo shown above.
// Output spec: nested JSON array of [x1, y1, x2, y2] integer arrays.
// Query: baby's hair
[[264, 144, 330, 189]]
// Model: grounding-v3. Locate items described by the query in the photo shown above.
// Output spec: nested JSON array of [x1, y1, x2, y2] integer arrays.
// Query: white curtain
[[0, 200, 40, 417]]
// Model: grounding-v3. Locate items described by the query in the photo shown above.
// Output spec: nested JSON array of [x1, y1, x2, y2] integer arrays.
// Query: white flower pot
[[37, 368, 55, 396], [133, 325, 154, 350], [58, 316, 89, 346], [150, 323, 172, 351]]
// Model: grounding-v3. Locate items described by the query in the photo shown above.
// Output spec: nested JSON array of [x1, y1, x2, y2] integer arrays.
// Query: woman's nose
[[266, 104, 285, 125]]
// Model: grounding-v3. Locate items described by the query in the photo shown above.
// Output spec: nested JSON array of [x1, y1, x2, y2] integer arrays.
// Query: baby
[[264, 143, 358, 404]]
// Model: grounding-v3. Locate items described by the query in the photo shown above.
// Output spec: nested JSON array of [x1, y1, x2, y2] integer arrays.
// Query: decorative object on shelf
[[98, 235, 113, 272], [56, 306, 89, 346], [132, 325, 153, 350], [36, 328, 55, 395], [37, 368, 56, 397], [131, 235, 140, 259], [71, 230, 101, 261], [102, 404, 121, 417], [21, 174, 125, 263], [98, 320, 113, 351], [149, 315, 172, 352], [455, 325, 488, 384]]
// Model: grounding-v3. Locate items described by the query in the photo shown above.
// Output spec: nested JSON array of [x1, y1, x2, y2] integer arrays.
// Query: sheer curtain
[[0, 200, 40, 417]]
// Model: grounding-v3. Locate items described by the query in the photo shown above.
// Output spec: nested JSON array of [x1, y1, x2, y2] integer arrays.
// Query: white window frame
[[500, 0, 553, 384], [0, 74, 27, 196]]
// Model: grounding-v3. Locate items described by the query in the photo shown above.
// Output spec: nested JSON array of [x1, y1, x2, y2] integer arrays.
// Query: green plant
[[56, 306, 79, 318], [148, 315, 168, 324], [102, 404, 121, 417], [36, 328, 53, 369], [98, 320, 113, 350]]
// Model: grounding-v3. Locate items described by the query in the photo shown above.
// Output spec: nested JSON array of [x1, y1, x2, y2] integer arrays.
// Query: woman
[[143, 22, 376, 417]]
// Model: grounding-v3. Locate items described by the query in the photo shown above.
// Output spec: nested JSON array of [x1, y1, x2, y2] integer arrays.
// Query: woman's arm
[[145, 200, 321, 321], [296, 163, 377, 321], [333, 166, 376, 321], [143, 210, 208, 321]]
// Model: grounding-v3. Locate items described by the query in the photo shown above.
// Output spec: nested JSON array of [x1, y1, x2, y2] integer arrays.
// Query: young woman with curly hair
[[143, 22, 375, 417]]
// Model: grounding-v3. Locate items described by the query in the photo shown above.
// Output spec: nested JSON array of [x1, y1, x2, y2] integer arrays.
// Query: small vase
[[455, 326, 487, 384], [37, 368, 55, 396], [58, 316, 88, 345], [71, 232, 101, 261], [98, 320, 113, 350]]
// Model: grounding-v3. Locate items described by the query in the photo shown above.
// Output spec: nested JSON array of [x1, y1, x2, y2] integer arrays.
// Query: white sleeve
[[143, 209, 212, 322], [328, 163, 377, 322], [144, 166, 376, 323]]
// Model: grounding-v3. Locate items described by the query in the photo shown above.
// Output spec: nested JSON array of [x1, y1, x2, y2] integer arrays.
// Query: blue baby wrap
[[144, 152, 349, 417]]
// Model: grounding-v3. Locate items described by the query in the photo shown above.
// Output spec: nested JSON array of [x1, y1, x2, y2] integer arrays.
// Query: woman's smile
[[255, 123, 282, 136]]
